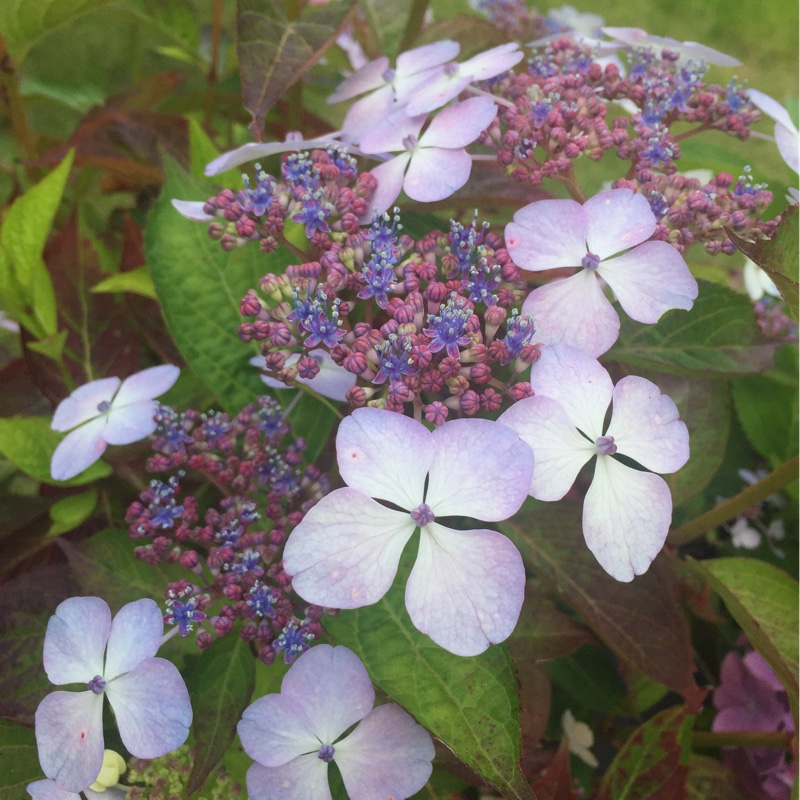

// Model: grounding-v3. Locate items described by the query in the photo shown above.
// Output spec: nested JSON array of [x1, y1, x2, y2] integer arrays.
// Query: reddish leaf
[[596, 706, 694, 800], [237, 0, 358, 139], [35, 74, 189, 187], [25, 213, 145, 403], [506, 503, 705, 710], [516, 663, 552, 782], [0, 358, 49, 417], [531, 741, 580, 800]]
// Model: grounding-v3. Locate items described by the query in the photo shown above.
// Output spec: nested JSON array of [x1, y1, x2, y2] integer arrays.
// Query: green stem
[[692, 730, 794, 749], [668, 455, 799, 546], [203, 0, 223, 131], [398, 0, 431, 53], [551, 169, 587, 203]]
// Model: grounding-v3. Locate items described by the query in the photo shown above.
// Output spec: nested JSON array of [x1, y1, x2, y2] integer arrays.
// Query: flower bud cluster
[[239, 209, 541, 422], [124, 397, 330, 665], [202, 148, 376, 252], [612, 167, 778, 254], [126, 744, 242, 799], [482, 40, 778, 251]]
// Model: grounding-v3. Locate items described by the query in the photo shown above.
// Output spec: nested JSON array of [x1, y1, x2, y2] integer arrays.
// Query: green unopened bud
[[89, 750, 127, 791]]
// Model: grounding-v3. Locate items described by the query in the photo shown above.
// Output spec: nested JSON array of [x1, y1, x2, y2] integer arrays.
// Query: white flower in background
[[742, 258, 780, 302], [562, 710, 599, 768], [728, 517, 762, 549], [50, 365, 180, 481]]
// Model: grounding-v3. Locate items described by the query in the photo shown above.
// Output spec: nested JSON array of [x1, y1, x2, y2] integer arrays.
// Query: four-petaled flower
[[35, 597, 192, 792], [360, 96, 498, 214], [282, 407, 533, 655], [505, 189, 698, 356], [499, 343, 689, 582], [238, 644, 434, 800], [50, 365, 180, 481]]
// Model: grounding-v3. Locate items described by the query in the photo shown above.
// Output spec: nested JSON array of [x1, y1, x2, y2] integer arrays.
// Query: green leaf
[[236, 0, 357, 138], [325, 553, 532, 799], [686, 755, 750, 800], [358, 0, 412, 58], [185, 634, 256, 795], [145, 156, 280, 412], [0, 416, 111, 486], [505, 503, 704, 708], [1, 0, 117, 63], [91, 266, 157, 299], [188, 118, 241, 186], [0, 720, 41, 800], [146, 157, 337, 454], [509, 585, 596, 663], [546, 645, 625, 713], [607, 280, 778, 377], [727, 205, 799, 321], [648, 374, 732, 508], [597, 706, 693, 800], [25, 328, 68, 363], [47, 487, 98, 536], [60, 528, 188, 609], [689, 557, 799, 721], [0, 150, 74, 338], [19, 74, 106, 112], [732, 344, 799, 469]]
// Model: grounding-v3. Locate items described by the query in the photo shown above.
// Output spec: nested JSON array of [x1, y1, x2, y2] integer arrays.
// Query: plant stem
[[398, 0, 431, 53], [203, 0, 224, 131], [0, 37, 38, 160], [668, 455, 799, 546], [692, 730, 794, 749]]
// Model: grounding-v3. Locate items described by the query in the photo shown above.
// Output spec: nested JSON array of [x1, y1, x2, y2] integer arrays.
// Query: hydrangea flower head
[[238, 644, 434, 800], [35, 597, 192, 792], [505, 189, 698, 356], [50, 365, 180, 481], [361, 96, 497, 213], [282, 408, 533, 655], [499, 343, 689, 581]]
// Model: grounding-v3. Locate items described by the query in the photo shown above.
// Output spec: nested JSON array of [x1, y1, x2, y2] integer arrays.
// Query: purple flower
[[506, 189, 698, 356], [499, 343, 689, 581], [713, 650, 795, 800], [35, 597, 192, 792], [282, 408, 533, 655], [50, 365, 180, 481], [238, 644, 434, 800]]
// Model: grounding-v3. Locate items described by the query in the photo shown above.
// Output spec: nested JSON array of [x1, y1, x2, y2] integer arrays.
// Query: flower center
[[96, 400, 112, 413], [411, 502, 435, 527], [581, 251, 601, 270], [88, 674, 107, 695], [595, 435, 617, 456], [318, 743, 335, 763]]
